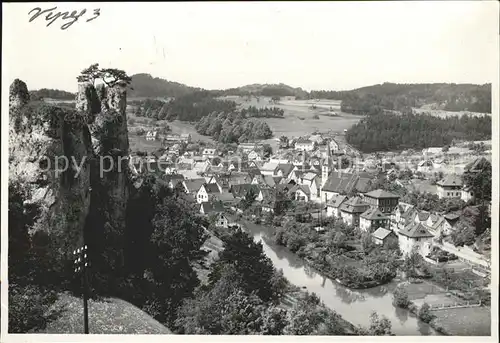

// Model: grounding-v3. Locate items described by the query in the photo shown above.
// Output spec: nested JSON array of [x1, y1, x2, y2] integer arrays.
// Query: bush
[[312, 114, 320, 119], [418, 303, 435, 323], [128, 118, 136, 125], [392, 285, 411, 308], [136, 128, 145, 136], [9, 285, 62, 333]]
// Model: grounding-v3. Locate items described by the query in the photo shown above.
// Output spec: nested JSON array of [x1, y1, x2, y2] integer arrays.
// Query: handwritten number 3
[[87, 9, 100, 22]]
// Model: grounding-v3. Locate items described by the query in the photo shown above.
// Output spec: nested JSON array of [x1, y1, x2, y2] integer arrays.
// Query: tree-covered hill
[[29, 89, 76, 100], [346, 112, 492, 153], [128, 73, 203, 98], [311, 83, 491, 114]]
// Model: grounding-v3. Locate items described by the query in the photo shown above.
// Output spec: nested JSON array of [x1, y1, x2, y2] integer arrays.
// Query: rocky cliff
[[9, 78, 131, 276], [9, 79, 93, 256]]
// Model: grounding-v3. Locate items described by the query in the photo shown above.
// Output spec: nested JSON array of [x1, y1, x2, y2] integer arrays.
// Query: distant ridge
[[128, 73, 203, 98]]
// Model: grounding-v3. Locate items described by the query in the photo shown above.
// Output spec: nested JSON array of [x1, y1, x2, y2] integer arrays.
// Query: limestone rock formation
[[9, 79, 93, 255]]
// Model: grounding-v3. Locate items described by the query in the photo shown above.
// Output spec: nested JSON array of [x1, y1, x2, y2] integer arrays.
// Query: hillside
[[29, 88, 76, 100], [39, 293, 172, 334], [312, 83, 491, 115], [219, 83, 309, 98], [128, 73, 203, 98]]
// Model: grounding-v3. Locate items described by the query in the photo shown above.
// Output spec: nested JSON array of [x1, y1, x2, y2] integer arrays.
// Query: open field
[[40, 293, 172, 334], [414, 105, 490, 118], [431, 306, 491, 336]]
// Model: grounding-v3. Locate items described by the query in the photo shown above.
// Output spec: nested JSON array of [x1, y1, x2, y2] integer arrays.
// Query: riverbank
[[236, 218, 441, 335], [201, 225, 360, 335], [262, 217, 399, 289]]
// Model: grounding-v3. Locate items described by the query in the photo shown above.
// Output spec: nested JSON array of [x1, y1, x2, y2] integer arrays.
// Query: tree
[[450, 224, 476, 247], [462, 159, 492, 203], [418, 303, 435, 323], [392, 285, 411, 308], [368, 311, 392, 336], [215, 228, 276, 301], [76, 63, 100, 85], [262, 144, 273, 158], [100, 68, 133, 87]]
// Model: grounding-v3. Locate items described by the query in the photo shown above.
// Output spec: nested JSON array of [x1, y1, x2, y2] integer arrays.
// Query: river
[[239, 220, 439, 336]]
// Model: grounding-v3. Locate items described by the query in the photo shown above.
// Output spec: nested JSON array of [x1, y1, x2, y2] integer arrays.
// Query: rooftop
[[399, 222, 434, 239], [371, 228, 394, 241], [360, 207, 389, 220], [365, 189, 400, 199], [339, 196, 370, 214], [437, 174, 463, 187]]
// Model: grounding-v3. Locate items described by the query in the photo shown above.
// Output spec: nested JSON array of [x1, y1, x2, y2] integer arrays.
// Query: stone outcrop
[[9, 79, 93, 255], [9, 78, 131, 273]]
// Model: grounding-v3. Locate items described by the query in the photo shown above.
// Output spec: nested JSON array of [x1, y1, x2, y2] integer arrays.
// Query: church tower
[[322, 140, 332, 188]]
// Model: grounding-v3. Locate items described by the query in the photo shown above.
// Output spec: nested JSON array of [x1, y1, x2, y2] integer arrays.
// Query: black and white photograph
[[1, 1, 498, 341]]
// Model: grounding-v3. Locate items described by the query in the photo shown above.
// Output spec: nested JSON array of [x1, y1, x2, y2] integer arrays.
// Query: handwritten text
[[28, 7, 101, 30]]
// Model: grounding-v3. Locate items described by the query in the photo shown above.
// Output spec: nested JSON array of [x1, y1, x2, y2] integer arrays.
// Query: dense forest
[[215, 83, 309, 99], [346, 112, 492, 153], [132, 91, 238, 122], [128, 73, 203, 98], [310, 83, 491, 114], [195, 112, 273, 143], [29, 88, 76, 100]]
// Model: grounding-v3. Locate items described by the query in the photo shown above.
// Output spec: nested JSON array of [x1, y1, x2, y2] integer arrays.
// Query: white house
[[339, 197, 370, 227], [326, 194, 348, 218], [196, 183, 222, 204], [291, 184, 311, 202], [461, 185, 474, 203], [359, 207, 390, 233], [294, 138, 316, 152], [398, 222, 434, 257], [260, 162, 280, 176], [202, 148, 217, 160], [299, 172, 320, 201], [417, 160, 435, 173], [248, 150, 264, 161], [436, 174, 463, 199], [371, 228, 397, 246]]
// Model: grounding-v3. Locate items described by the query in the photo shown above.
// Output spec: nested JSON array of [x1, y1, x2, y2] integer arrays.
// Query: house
[[180, 133, 191, 143], [371, 228, 398, 246], [320, 172, 372, 202], [422, 147, 444, 156], [309, 134, 325, 145], [214, 213, 231, 228], [182, 178, 206, 194], [166, 174, 185, 189], [196, 183, 222, 204], [228, 161, 249, 173], [211, 191, 236, 205], [202, 148, 217, 160], [251, 174, 276, 188], [299, 172, 320, 200], [436, 174, 463, 199], [146, 130, 158, 141], [363, 189, 400, 214], [339, 196, 370, 227], [230, 184, 260, 200], [360, 207, 390, 233], [290, 184, 311, 202], [326, 194, 348, 218], [417, 160, 435, 173], [398, 222, 434, 257], [260, 161, 280, 176], [238, 143, 258, 153], [275, 163, 296, 179], [199, 201, 224, 215], [391, 202, 416, 232], [294, 138, 316, 152], [329, 139, 340, 152], [262, 199, 275, 213], [461, 185, 474, 203], [192, 161, 210, 175], [248, 150, 264, 161]]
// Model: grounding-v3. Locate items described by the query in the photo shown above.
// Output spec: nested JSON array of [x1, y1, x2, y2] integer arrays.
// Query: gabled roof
[[202, 183, 220, 194], [291, 184, 311, 196], [302, 172, 318, 181], [322, 172, 371, 194], [275, 163, 295, 177], [296, 138, 314, 144], [212, 191, 236, 203], [360, 207, 389, 220], [371, 228, 394, 241], [272, 176, 284, 184], [365, 189, 400, 199], [200, 202, 224, 214], [327, 194, 348, 208], [183, 178, 206, 193], [339, 196, 370, 214], [399, 222, 434, 239], [230, 184, 260, 198], [437, 174, 463, 187], [260, 161, 280, 172]]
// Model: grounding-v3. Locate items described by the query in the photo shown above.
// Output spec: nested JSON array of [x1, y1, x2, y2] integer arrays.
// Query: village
[[130, 130, 492, 280]]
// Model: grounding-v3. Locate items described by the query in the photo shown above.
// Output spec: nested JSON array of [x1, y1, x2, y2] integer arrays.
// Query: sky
[[3, 1, 499, 92]]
